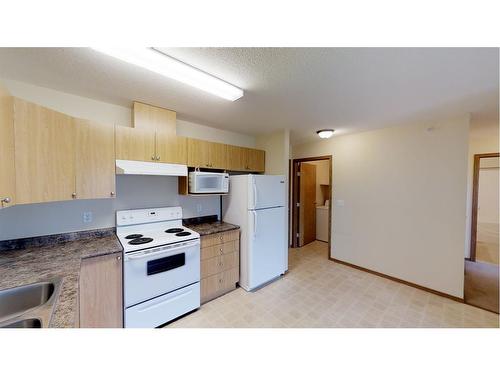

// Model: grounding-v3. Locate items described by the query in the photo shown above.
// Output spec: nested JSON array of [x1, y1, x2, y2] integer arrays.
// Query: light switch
[[83, 211, 93, 223]]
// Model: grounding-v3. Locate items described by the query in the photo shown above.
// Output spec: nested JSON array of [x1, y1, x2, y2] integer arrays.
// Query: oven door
[[124, 239, 200, 307]]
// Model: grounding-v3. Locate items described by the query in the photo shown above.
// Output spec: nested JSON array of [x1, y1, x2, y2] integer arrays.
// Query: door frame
[[291, 155, 332, 252], [469, 152, 499, 261]]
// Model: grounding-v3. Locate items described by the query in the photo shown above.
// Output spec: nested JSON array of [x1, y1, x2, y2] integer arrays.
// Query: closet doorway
[[291, 156, 332, 253]]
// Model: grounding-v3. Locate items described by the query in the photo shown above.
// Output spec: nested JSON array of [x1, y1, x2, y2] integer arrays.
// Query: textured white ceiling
[[0, 47, 497, 144]]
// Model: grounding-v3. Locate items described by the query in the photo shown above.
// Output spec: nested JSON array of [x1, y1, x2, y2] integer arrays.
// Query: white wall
[[0, 79, 256, 241], [293, 116, 470, 298]]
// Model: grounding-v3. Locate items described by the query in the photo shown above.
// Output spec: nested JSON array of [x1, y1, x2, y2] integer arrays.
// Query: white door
[[247, 206, 286, 290], [248, 175, 286, 210]]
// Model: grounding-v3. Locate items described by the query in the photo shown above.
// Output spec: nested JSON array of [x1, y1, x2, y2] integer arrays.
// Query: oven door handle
[[125, 240, 199, 261]]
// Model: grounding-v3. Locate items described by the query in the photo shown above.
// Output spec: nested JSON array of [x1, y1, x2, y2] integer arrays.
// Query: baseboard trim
[[329, 257, 464, 303]]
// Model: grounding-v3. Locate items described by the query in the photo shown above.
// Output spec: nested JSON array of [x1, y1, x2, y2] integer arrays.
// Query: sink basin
[[0, 282, 55, 321], [1, 318, 42, 328]]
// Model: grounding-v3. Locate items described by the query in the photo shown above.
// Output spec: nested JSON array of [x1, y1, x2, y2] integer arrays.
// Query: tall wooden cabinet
[[115, 125, 156, 162], [79, 253, 123, 328], [14, 98, 76, 204], [0, 90, 15, 208]]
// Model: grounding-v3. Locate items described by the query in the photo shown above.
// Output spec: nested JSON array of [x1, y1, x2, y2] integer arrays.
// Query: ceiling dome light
[[316, 129, 335, 139]]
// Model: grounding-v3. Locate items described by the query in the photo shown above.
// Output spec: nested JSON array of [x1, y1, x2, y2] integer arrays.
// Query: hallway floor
[[168, 241, 499, 328]]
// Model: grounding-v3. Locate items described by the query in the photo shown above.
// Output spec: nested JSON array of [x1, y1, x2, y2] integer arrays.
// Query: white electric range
[[116, 206, 200, 328]]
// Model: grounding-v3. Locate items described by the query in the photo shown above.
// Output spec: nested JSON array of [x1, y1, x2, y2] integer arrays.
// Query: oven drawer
[[125, 282, 200, 328]]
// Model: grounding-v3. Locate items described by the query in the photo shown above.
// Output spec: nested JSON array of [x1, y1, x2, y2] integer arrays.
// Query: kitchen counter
[[0, 229, 122, 328], [184, 221, 240, 236]]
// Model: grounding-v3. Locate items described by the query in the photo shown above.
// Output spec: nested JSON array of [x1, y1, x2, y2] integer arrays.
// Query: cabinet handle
[[72, 192, 77, 198], [205, 163, 210, 167], [219, 248, 223, 254], [110, 191, 115, 196], [156, 156, 160, 161], [117, 255, 121, 260], [151, 155, 156, 161], [219, 279, 223, 284], [1, 197, 11, 204]]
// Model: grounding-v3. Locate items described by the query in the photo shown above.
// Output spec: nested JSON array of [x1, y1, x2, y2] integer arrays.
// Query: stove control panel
[[116, 206, 183, 226]]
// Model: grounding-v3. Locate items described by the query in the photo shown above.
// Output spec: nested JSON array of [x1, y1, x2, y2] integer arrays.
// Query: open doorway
[[291, 156, 332, 255], [465, 152, 499, 314]]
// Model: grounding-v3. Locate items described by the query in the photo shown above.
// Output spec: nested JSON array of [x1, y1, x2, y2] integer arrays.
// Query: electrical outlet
[[196, 204, 203, 213], [83, 211, 93, 223]]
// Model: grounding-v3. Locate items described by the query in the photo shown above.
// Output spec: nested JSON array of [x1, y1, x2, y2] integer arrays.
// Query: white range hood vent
[[116, 159, 187, 176]]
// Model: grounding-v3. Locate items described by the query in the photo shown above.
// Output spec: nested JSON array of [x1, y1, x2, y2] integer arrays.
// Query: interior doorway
[[465, 152, 499, 314], [291, 156, 332, 254]]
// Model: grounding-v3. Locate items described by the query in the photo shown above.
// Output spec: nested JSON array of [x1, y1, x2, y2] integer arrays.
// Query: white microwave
[[189, 172, 229, 194]]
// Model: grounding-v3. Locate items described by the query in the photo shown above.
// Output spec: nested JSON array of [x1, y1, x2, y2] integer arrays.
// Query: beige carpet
[[464, 260, 499, 314], [476, 222, 499, 265], [167, 241, 499, 328]]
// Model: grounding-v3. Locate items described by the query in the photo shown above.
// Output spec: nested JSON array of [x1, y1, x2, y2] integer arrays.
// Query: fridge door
[[246, 206, 286, 290], [248, 175, 286, 210]]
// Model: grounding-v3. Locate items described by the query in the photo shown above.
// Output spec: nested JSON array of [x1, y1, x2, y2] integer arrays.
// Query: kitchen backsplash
[[0, 175, 220, 242]]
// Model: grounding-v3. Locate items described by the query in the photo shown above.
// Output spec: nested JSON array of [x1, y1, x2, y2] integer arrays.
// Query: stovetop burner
[[175, 232, 191, 237], [165, 228, 184, 233], [128, 237, 154, 245], [125, 234, 143, 239]]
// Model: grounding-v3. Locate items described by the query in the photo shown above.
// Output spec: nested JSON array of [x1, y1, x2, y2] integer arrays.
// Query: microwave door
[[197, 175, 221, 193]]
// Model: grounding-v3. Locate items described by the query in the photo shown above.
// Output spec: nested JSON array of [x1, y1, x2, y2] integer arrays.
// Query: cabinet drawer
[[201, 240, 237, 260], [201, 251, 239, 279], [200, 230, 240, 248], [201, 267, 239, 304]]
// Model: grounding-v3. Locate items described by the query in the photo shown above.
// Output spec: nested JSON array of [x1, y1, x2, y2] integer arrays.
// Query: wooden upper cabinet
[[187, 138, 210, 167], [133, 102, 176, 135], [187, 139, 227, 169], [156, 132, 187, 164], [75, 119, 116, 199], [0, 92, 15, 208], [246, 148, 265, 172], [227, 145, 265, 172], [209, 142, 227, 169], [115, 125, 156, 162], [14, 98, 76, 204]]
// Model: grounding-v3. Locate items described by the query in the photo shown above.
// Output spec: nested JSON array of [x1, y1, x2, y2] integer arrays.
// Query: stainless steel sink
[[0, 279, 61, 328], [1, 318, 42, 328], [0, 281, 55, 322]]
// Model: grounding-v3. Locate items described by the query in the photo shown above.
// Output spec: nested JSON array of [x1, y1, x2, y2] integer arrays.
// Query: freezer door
[[248, 175, 286, 210], [247, 206, 286, 290]]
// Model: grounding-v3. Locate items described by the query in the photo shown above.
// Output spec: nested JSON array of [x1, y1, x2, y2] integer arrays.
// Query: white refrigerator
[[223, 174, 288, 291]]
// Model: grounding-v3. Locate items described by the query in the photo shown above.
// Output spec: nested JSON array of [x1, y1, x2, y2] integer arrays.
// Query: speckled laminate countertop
[[0, 230, 122, 328], [184, 221, 240, 236]]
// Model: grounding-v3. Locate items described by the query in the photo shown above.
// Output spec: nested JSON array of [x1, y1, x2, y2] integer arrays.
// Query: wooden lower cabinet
[[79, 252, 123, 328], [200, 230, 240, 304]]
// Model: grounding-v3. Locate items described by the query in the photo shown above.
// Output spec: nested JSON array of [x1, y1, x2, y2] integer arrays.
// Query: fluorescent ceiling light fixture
[[316, 129, 335, 139], [91, 47, 244, 101]]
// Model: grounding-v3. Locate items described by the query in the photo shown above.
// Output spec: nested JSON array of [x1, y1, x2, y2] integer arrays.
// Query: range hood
[[116, 159, 187, 176]]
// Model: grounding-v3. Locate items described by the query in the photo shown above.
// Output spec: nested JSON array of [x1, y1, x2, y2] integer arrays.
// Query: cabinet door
[[14, 98, 75, 204], [156, 133, 187, 164], [0, 94, 15, 208], [227, 145, 246, 171], [133, 101, 176, 134], [75, 119, 116, 199], [187, 138, 210, 167], [208, 142, 227, 169], [115, 125, 156, 162], [246, 148, 265, 172], [79, 253, 123, 328]]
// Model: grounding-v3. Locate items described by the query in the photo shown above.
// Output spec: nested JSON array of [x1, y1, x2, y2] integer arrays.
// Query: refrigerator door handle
[[252, 179, 258, 208], [252, 210, 258, 238]]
